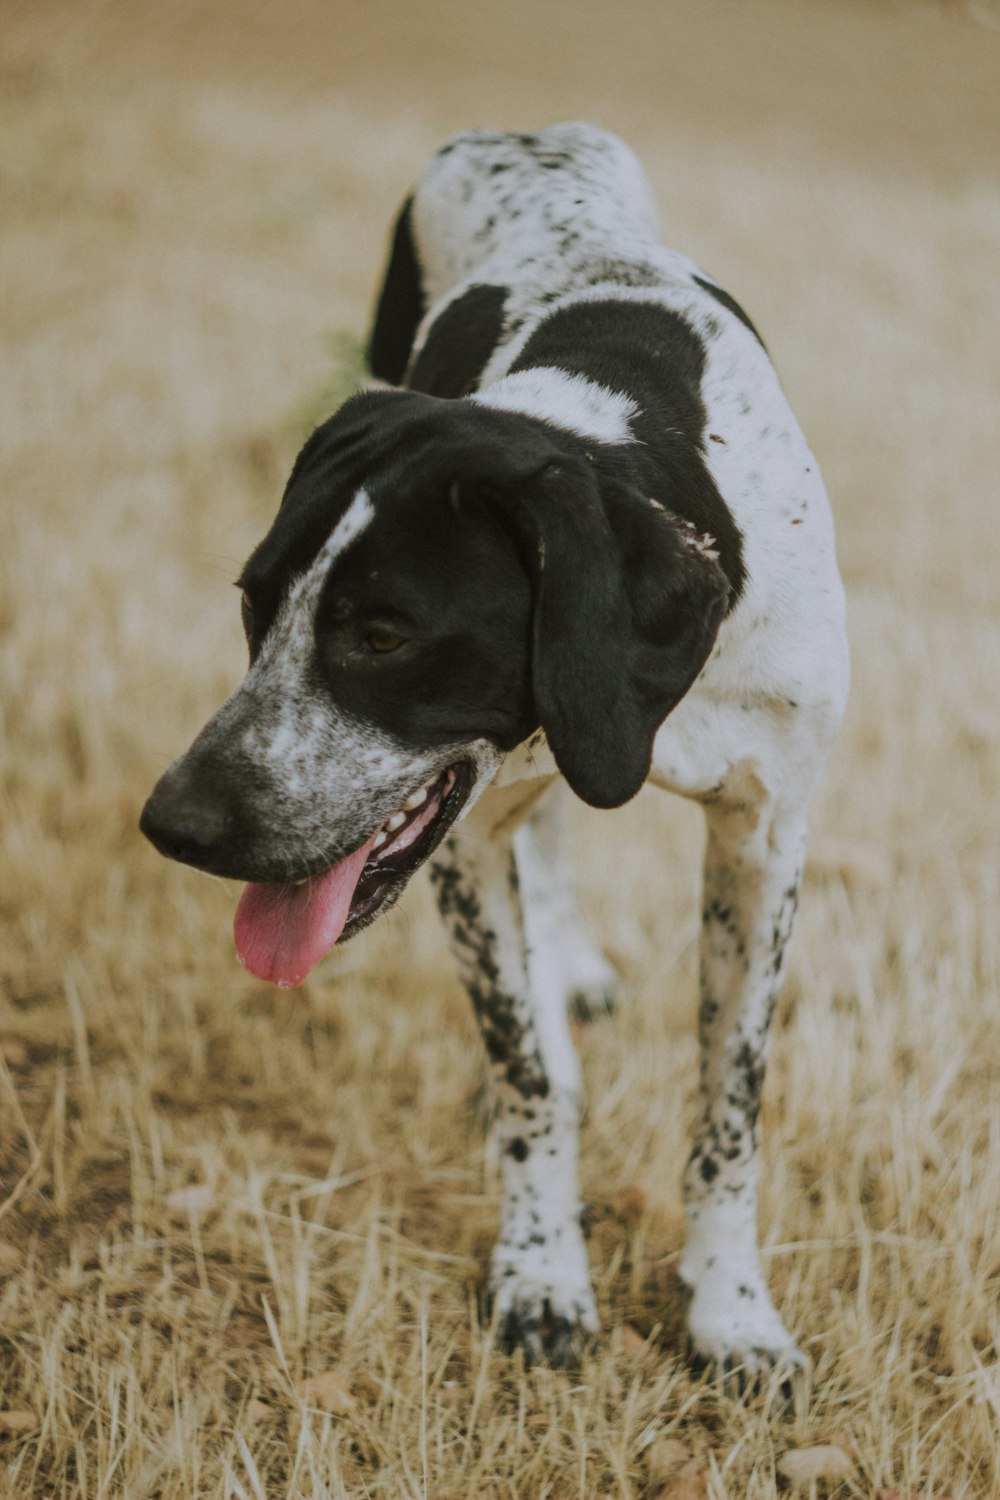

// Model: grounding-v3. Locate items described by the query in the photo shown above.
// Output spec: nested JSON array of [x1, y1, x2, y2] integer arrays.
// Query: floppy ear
[[511, 461, 731, 808], [367, 196, 425, 385]]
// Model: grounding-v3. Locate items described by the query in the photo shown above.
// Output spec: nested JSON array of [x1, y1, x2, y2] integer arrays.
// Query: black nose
[[140, 763, 232, 870]]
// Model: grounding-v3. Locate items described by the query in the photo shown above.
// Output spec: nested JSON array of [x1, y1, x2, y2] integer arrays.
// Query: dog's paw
[[494, 1290, 599, 1369], [490, 1266, 600, 1368], [684, 1277, 809, 1399], [565, 950, 620, 1023], [688, 1337, 810, 1404], [568, 977, 618, 1023]]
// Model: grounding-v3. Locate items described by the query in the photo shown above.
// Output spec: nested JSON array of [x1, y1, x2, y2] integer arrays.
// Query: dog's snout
[[140, 764, 232, 870]]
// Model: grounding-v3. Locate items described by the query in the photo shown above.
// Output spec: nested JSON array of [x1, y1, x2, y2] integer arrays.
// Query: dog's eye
[[240, 591, 254, 637], [365, 628, 407, 654]]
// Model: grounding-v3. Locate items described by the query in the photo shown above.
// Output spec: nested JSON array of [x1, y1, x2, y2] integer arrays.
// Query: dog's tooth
[[386, 811, 407, 831], [372, 830, 387, 849], [404, 786, 429, 810]]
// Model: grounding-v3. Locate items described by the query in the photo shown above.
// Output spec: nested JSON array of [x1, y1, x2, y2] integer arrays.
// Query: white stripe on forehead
[[285, 487, 376, 613], [255, 487, 375, 672]]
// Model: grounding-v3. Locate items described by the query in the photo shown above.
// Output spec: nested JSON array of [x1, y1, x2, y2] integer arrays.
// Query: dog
[[141, 123, 849, 1381]]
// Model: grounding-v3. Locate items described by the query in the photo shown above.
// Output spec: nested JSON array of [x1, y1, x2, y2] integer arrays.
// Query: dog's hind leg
[[430, 818, 599, 1368], [679, 778, 810, 1388], [515, 786, 619, 1022]]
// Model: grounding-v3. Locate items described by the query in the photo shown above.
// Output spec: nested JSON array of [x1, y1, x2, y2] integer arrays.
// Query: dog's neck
[[470, 367, 638, 447]]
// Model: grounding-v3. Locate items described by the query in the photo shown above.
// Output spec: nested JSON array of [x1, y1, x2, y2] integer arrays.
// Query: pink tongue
[[234, 832, 379, 988]]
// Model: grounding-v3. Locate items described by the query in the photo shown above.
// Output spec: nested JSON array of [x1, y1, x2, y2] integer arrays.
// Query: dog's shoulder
[[368, 123, 664, 393]]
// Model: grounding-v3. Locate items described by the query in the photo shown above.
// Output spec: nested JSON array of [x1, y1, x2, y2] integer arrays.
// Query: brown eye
[[365, 628, 406, 654], [240, 591, 254, 636]]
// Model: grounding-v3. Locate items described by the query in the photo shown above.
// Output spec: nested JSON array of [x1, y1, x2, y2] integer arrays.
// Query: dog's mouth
[[233, 762, 472, 988]]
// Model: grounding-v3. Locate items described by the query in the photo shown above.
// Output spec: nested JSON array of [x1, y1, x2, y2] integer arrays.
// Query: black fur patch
[[408, 284, 508, 398], [510, 300, 747, 603]]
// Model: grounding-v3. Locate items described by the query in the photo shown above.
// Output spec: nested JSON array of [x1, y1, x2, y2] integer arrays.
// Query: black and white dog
[[141, 123, 848, 1380]]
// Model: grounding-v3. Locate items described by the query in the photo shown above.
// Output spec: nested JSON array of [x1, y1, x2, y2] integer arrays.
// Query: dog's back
[[411, 124, 663, 301]]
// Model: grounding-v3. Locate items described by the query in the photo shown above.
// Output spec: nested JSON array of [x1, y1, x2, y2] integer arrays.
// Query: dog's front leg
[[515, 787, 619, 1022], [680, 790, 810, 1387], [430, 821, 598, 1368]]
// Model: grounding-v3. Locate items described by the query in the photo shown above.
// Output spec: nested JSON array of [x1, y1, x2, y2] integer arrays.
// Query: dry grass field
[[3, 1, 1000, 1495]]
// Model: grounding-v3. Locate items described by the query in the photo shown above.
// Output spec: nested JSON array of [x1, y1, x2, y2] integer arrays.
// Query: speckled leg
[[680, 794, 809, 1385], [430, 825, 598, 1367]]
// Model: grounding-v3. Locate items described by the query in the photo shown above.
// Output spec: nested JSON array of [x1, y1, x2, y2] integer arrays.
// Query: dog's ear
[[367, 196, 425, 385], [508, 461, 731, 808]]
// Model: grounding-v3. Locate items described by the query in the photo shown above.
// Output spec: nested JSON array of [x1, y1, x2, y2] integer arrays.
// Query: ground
[[2, 0, 1000, 1495]]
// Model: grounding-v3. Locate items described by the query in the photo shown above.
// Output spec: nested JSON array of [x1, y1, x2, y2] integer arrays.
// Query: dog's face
[[141, 390, 728, 986]]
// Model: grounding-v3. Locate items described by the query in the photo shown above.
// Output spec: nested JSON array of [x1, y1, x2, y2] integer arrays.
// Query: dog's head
[[141, 390, 728, 985]]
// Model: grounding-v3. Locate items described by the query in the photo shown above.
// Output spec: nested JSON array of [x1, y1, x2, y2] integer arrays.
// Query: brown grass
[[2, 2, 1000, 1495]]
